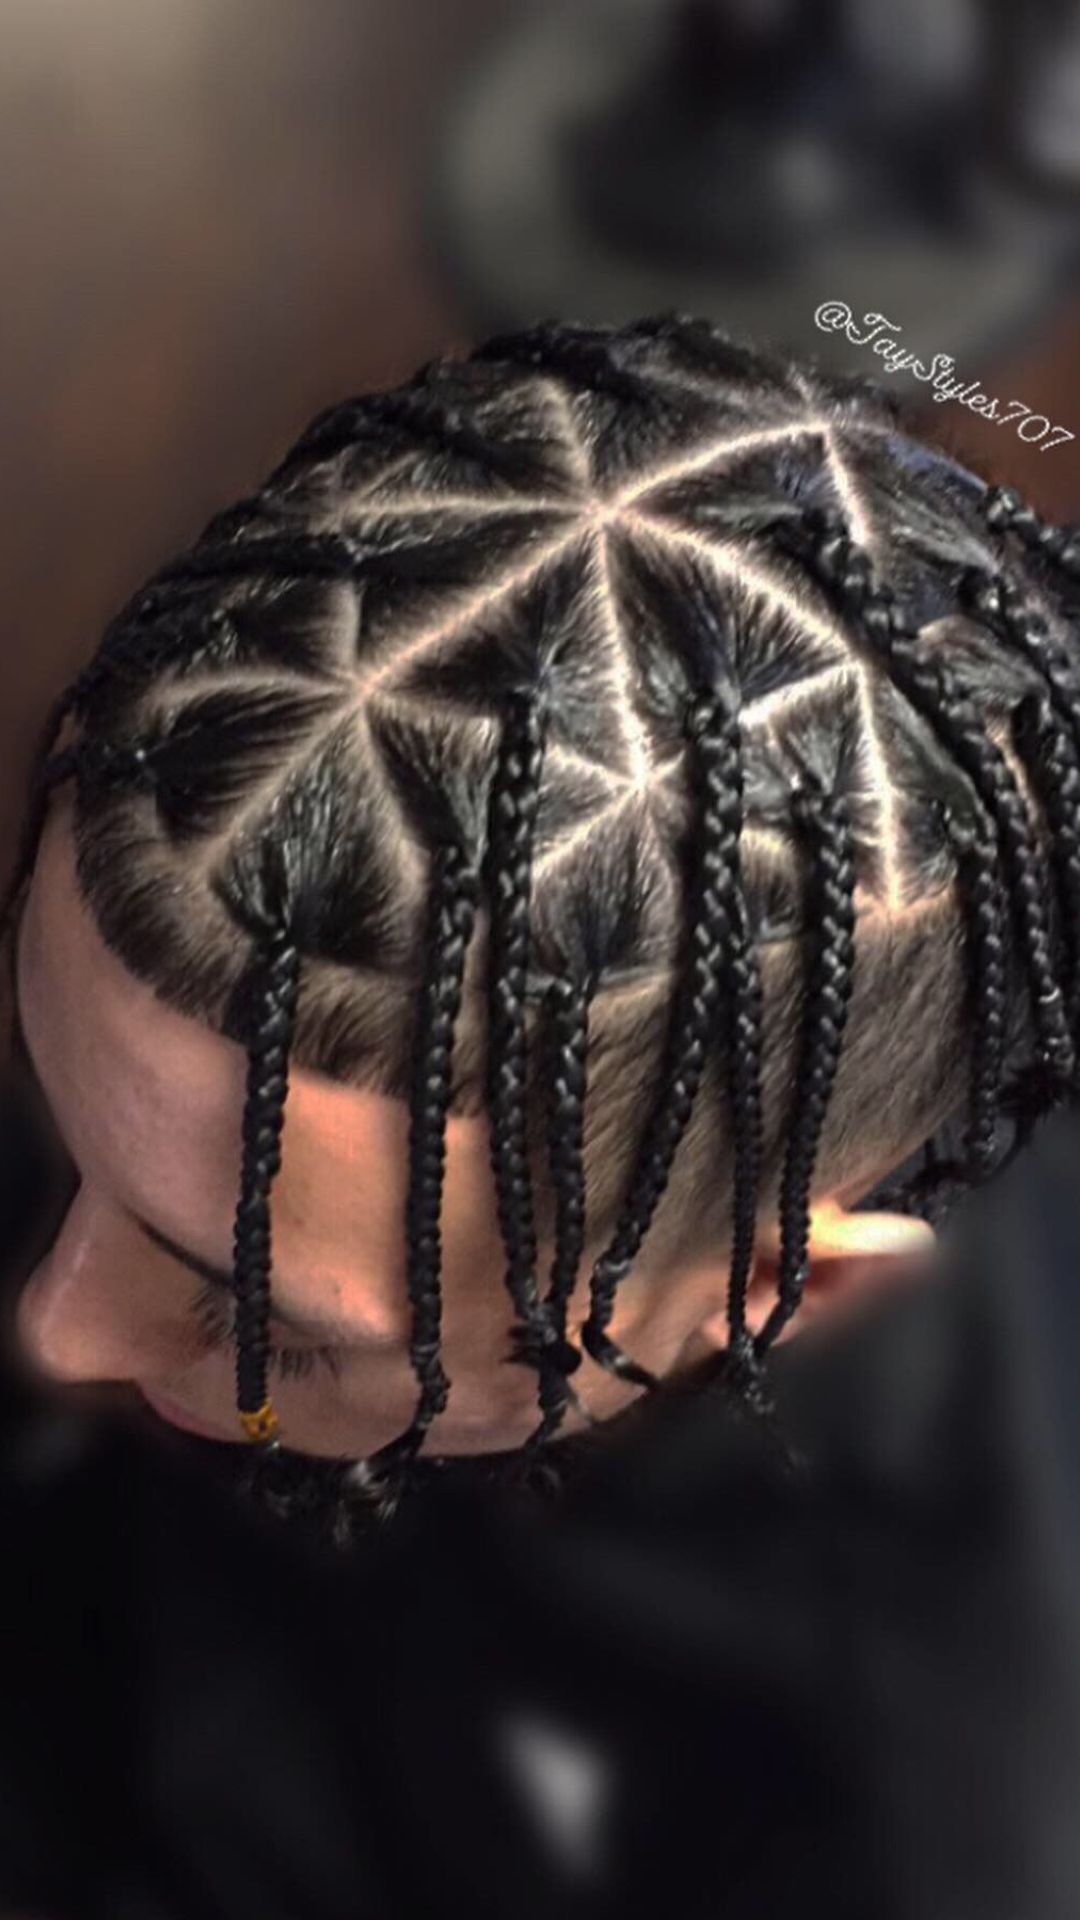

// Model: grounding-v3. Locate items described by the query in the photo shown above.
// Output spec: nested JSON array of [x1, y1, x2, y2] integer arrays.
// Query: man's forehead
[[17, 800, 414, 1274]]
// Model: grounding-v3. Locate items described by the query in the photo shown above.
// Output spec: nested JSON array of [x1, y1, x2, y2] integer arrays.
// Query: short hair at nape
[[7, 315, 1080, 1505]]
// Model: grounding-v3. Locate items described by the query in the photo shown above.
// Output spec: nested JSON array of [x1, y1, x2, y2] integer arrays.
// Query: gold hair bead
[[239, 1401, 280, 1445]]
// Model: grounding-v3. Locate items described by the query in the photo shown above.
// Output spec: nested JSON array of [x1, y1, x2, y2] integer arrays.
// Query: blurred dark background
[[2, 0, 1080, 952]]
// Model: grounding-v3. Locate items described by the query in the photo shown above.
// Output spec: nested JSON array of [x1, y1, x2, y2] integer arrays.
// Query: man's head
[[5, 315, 1079, 1513]]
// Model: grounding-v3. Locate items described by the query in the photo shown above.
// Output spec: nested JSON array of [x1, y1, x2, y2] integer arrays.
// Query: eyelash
[[188, 1280, 342, 1383], [8, 1053, 343, 1385]]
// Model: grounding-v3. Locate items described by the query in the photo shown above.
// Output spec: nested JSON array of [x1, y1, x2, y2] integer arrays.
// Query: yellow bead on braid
[[239, 1400, 280, 1445]]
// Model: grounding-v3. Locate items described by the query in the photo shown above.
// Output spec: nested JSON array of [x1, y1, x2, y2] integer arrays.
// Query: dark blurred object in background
[[431, 0, 1080, 370], [983, 0, 1080, 197], [566, 0, 990, 272]]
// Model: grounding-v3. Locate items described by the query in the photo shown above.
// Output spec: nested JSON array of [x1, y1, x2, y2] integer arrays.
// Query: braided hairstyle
[[6, 313, 1080, 1521]]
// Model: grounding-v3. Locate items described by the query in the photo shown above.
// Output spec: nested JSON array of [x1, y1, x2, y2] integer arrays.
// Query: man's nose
[[15, 1183, 162, 1385]]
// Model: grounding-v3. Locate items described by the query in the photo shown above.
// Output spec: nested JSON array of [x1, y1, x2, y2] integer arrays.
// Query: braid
[[804, 514, 1075, 1093], [724, 827, 766, 1355], [233, 929, 302, 1441], [360, 843, 481, 1492], [756, 788, 856, 1357], [962, 569, 1080, 1042], [486, 693, 569, 1436], [523, 975, 593, 1449], [581, 694, 744, 1387], [1014, 693, 1080, 1042], [983, 485, 1080, 585], [949, 809, 1010, 1181], [712, 880, 771, 1416], [964, 569, 1080, 762], [871, 802, 1011, 1222]]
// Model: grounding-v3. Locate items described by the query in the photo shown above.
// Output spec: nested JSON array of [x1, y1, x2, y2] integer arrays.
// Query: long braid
[[867, 802, 1011, 1223], [962, 569, 1080, 1042], [360, 843, 482, 1493], [580, 694, 743, 1387], [1013, 693, 1080, 1044], [756, 788, 857, 1356], [233, 929, 302, 1442], [802, 513, 1075, 1092], [486, 693, 570, 1437], [949, 809, 1011, 1180], [522, 975, 594, 1450], [983, 486, 1080, 586], [723, 824, 766, 1359]]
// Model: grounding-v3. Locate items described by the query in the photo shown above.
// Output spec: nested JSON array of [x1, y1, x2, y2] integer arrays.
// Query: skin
[[11, 792, 934, 1461]]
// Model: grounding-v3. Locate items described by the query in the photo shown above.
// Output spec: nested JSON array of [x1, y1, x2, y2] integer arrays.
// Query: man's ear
[[699, 1197, 936, 1351], [749, 1197, 936, 1341]]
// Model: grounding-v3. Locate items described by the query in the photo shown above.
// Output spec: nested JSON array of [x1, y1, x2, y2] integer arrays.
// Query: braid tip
[[581, 1321, 660, 1391], [238, 1400, 281, 1446]]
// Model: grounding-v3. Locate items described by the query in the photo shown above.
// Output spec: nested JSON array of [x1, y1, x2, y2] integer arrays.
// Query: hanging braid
[[800, 511, 1075, 1093], [525, 975, 594, 1450], [871, 799, 1011, 1222], [961, 569, 1080, 1043], [580, 692, 745, 1387], [756, 788, 857, 1356], [360, 842, 482, 1491], [485, 692, 571, 1438], [233, 929, 302, 1440], [948, 809, 1010, 1182], [1014, 692, 1080, 1041], [722, 811, 766, 1367]]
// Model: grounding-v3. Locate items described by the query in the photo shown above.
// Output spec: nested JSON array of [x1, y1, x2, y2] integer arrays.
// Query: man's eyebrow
[[11, 979, 346, 1345]]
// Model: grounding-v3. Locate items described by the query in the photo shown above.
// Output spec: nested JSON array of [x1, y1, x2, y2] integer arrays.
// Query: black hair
[[756, 784, 857, 1356], [6, 314, 1080, 1531]]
